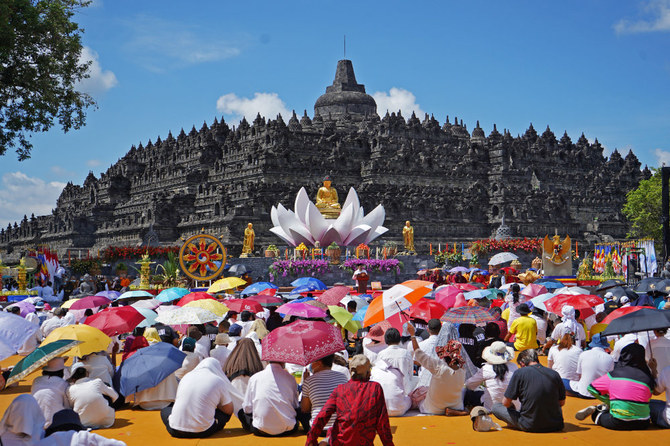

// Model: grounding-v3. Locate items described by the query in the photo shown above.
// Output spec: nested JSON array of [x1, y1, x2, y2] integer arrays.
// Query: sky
[[1, 0, 670, 227]]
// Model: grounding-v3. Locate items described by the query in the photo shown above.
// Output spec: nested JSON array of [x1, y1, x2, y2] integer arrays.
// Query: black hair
[[484, 322, 501, 339], [43, 369, 64, 378], [319, 354, 335, 368], [510, 283, 521, 304], [458, 323, 476, 337], [428, 318, 442, 334], [69, 367, 87, 383], [132, 326, 145, 337], [240, 311, 253, 322], [346, 301, 357, 311], [492, 363, 509, 381], [83, 309, 93, 317], [384, 328, 401, 345]]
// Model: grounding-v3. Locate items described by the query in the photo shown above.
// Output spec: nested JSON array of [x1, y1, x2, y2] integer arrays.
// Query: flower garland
[[340, 258, 403, 274], [268, 259, 331, 282], [469, 238, 542, 256], [102, 246, 180, 261]]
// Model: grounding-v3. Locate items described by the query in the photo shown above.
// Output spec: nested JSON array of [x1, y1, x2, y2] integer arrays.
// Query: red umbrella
[[454, 283, 479, 291], [601, 306, 650, 325], [317, 286, 350, 306], [409, 299, 447, 321], [261, 320, 345, 366], [277, 302, 327, 319], [544, 294, 604, 316], [246, 295, 283, 307], [224, 299, 263, 313], [441, 306, 496, 325], [257, 288, 277, 296], [69, 295, 111, 311], [84, 306, 145, 337], [435, 286, 467, 310], [176, 292, 215, 307]]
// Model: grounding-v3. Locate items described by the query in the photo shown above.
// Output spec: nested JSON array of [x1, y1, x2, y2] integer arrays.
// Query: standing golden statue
[[402, 220, 415, 252], [315, 176, 341, 218], [241, 223, 255, 257]]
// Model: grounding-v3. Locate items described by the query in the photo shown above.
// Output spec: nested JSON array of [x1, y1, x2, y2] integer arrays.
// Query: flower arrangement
[[340, 258, 403, 274], [70, 258, 102, 275], [355, 243, 370, 259], [102, 246, 180, 261], [469, 238, 542, 256], [268, 259, 331, 282], [327, 242, 340, 250]]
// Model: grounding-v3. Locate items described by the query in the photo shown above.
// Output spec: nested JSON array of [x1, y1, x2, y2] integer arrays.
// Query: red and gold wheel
[[179, 233, 227, 282]]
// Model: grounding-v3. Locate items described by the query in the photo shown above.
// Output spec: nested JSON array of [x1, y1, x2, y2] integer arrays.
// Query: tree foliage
[[622, 168, 661, 243], [0, 0, 94, 160]]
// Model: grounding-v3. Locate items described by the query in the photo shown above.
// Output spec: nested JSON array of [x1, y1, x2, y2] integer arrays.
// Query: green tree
[[622, 168, 661, 243], [0, 0, 94, 160]]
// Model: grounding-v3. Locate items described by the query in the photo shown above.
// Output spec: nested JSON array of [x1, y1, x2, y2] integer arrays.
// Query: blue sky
[[1, 0, 669, 227]]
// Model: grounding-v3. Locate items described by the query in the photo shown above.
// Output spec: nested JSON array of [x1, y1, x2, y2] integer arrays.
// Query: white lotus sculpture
[[270, 187, 388, 247]]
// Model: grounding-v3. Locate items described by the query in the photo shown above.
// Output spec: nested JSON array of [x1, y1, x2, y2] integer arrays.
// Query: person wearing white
[[241, 362, 299, 436], [646, 329, 670, 372], [81, 352, 115, 386], [530, 309, 548, 345], [546, 305, 587, 351], [611, 332, 650, 362], [41, 308, 65, 337], [568, 333, 614, 398], [126, 373, 178, 410], [0, 394, 46, 445], [31, 359, 71, 429], [161, 358, 234, 438], [40, 430, 127, 446], [376, 328, 414, 393], [61, 310, 77, 326], [650, 363, 670, 428], [547, 343, 582, 381], [362, 337, 387, 365], [415, 319, 442, 385], [504, 284, 526, 328], [371, 358, 412, 416], [465, 341, 519, 410], [210, 333, 231, 369], [66, 363, 119, 429], [175, 337, 200, 380], [17, 325, 43, 356]]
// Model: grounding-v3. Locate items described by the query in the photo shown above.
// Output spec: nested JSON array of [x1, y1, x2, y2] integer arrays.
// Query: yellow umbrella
[[41, 324, 112, 357], [208, 277, 247, 294], [60, 299, 80, 309], [184, 299, 229, 317], [328, 305, 362, 333]]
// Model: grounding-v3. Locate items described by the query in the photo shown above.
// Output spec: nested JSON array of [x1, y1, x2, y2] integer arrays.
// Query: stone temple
[[0, 60, 650, 257]]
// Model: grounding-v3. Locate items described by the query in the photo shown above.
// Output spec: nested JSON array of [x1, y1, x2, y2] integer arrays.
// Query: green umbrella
[[328, 305, 361, 333], [6, 339, 81, 386]]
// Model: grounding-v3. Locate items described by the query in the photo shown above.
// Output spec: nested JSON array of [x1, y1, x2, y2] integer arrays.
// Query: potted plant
[[115, 261, 128, 277], [468, 253, 480, 269], [265, 244, 280, 258], [326, 242, 341, 264], [384, 241, 398, 257]]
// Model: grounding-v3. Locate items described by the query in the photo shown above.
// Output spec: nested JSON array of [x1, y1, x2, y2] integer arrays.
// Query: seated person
[[66, 362, 119, 429], [0, 394, 46, 444], [175, 337, 200, 380], [371, 358, 412, 416], [42, 409, 126, 445], [31, 358, 70, 429], [301, 354, 349, 432]]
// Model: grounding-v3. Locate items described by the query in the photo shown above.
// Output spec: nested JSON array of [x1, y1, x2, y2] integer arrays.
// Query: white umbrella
[[529, 292, 555, 311], [155, 307, 218, 325], [500, 283, 526, 291], [554, 286, 591, 296], [340, 295, 368, 309], [131, 299, 162, 310], [0, 312, 40, 360], [488, 252, 519, 265]]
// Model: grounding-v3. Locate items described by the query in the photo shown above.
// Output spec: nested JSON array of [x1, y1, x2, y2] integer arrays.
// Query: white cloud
[[50, 165, 75, 178], [125, 15, 241, 71], [77, 46, 118, 95], [216, 92, 290, 123], [614, 0, 670, 34], [372, 87, 425, 119], [0, 172, 65, 228], [654, 148, 670, 166], [86, 159, 101, 168]]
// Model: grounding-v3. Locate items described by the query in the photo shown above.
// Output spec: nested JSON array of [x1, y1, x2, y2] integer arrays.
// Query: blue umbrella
[[529, 292, 555, 311], [113, 342, 186, 396], [290, 277, 327, 290], [464, 289, 493, 300], [0, 312, 40, 360], [292, 296, 315, 303], [95, 291, 121, 300], [240, 282, 279, 296], [534, 279, 564, 290], [118, 290, 154, 300], [136, 308, 158, 328], [353, 306, 369, 322], [289, 284, 319, 295], [156, 287, 190, 303]]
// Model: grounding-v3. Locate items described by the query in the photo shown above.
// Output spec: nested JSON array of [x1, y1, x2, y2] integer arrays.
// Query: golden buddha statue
[[315, 176, 341, 218], [402, 220, 415, 252], [241, 223, 255, 257]]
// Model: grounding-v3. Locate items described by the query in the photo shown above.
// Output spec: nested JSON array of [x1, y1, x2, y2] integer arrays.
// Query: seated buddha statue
[[315, 176, 341, 218]]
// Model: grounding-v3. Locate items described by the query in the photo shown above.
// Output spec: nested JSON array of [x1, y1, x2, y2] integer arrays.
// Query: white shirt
[[210, 345, 231, 370], [465, 362, 519, 410], [416, 335, 438, 385], [654, 365, 670, 426], [569, 347, 614, 398], [547, 345, 582, 381], [362, 338, 387, 365], [169, 359, 232, 433], [175, 352, 200, 380], [243, 363, 298, 435], [38, 431, 127, 446], [126, 373, 178, 410], [237, 320, 254, 337], [67, 377, 119, 429], [531, 315, 548, 344], [371, 359, 412, 416], [551, 322, 586, 347], [31, 376, 70, 428], [611, 333, 650, 361], [82, 353, 114, 385], [376, 344, 414, 393], [414, 349, 466, 414], [194, 338, 210, 360], [17, 329, 43, 356], [646, 335, 670, 372], [41, 316, 64, 337]]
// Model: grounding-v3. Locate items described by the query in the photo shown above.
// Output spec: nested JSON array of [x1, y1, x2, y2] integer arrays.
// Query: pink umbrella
[[9, 301, 35, 318], [69, 295, 111, 310], [435, 286, 467, 309], [454, 283, 479, 291], [520, 283, 548, 299], [84, 306, 145, 337], [176, 292, 215, 307], [261, 320, 345, 366], [276, 302, 327, 319], [224, 299, 263, 314], [317, 286, 351, 306]]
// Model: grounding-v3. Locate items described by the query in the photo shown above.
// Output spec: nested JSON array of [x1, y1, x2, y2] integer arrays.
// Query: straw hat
[[481, 341, 514, 365], [215, 333, 230, 345]]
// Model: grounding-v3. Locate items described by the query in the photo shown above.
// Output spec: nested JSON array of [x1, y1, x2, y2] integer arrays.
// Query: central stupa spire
[[314, 60, 377, 119]]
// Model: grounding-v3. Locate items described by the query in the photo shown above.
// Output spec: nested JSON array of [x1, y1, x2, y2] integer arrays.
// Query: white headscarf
[[187, 358, 244, 415], [0, 394, 46, 444], [560, 305, 580, 336]]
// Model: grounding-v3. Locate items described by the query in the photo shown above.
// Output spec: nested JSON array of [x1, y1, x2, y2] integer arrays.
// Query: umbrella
[[277, 302, 327, 319], [69, 295, 111, 310], [155, 307, 218, 325], [529, 292, 555, 311], [131, 299, 162, 310], [5, 340, 81, 386], [449, 266, 469, 273], [534, 279, 564, 290], [118, 290, 154, 300], [363, 280, 433, 327], [595, 279, 626, 292], [0, 313, 40, 360], [328, 305, 361, 333], [261, 320, 345, 366], [601, 308, 670, 337], [113, 342, 185, 396], [408, 299, 447, 321], [246, 295, 283, 307], [317, 286, 351, 306], [135, 308, 158, 328], [488, 252, 518, 265], [224, 299, 263, 314], [653, 279, 670, 295], [634, 277, 663, 294], [95, 291, 122, 300], [608, 286, 639, 301], [156, 287, 189, 303], [520, 283, 548, 299], [176, 292, 215, 307], [59, 299, 79, 309], [305, 300, 328, 310], [8, 301, 36, 318], [352, 306, 369, 322], [463, 289, 493, 300], [601, 306, 648, 325], [240, 282, 278, 296], [441, 306, 496, 325], [257, 287, 278, 296], [290, 277, 327, 290], [544, 294, 604, 316], [500, 283, 526, 291], [184, 299, 229, 317], [435, 285, 467, 309], [453, 283, 480, 291], [208, 277, 247, 294], [227, 264, 249, 276], [553, 286, 590, 295], [289, 284, 319, 296], [42, 325, 111, 357], [84, 306, 146, 337], [340, 295, 368, 309]]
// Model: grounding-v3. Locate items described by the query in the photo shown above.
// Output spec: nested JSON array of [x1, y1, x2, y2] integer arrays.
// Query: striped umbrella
[[6, 340, 81, 386], [363, 280, 433, 327], [441, 306, 496, 325]]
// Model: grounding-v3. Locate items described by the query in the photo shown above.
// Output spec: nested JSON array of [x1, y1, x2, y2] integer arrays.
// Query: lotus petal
[[270, 226, 294, 246], [321, 225, 344, 247], [343, 224, 372, 246], [289, 227, 315, 246], [341, 187, 360, 211], [360, 204, 385, 230], [305, 202, 329, 241], [270, 205, 281, 227], [294, 188, 310, 225], [333, 201, 357, 236]]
